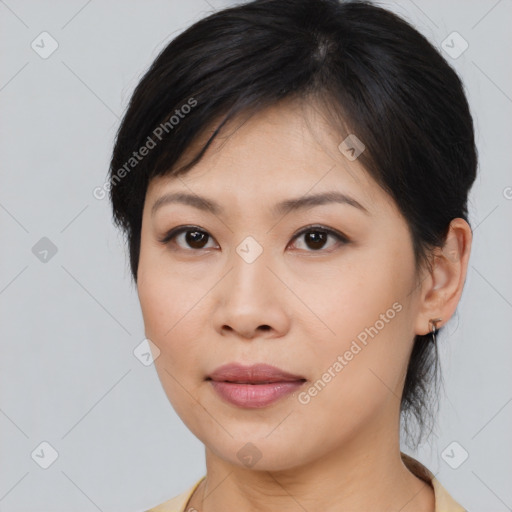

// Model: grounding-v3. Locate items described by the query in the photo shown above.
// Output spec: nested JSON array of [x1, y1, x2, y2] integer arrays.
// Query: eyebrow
[[151, 191, 370, 217]]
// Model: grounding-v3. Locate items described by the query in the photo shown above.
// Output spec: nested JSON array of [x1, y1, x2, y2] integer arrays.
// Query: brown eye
[[159, 226, 217, 251], [183, 230, 210, 249], [290, 226, 349, 252], [303, 231, 328, 250]]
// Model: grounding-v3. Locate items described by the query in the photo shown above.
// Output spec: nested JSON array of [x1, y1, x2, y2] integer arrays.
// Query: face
[[137, 101, 424, 471]]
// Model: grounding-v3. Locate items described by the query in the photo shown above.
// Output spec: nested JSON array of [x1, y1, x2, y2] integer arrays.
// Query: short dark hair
[[109, 0, 477, 447]]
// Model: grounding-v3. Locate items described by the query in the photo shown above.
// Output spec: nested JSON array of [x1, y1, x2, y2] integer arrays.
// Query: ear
[[414, 218, 473, 336]]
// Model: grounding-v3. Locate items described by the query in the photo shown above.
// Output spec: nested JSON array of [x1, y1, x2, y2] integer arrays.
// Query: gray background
[[1, 0, 511, 510]]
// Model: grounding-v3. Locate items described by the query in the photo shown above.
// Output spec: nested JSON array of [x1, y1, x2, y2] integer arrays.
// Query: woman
[[109, 0, 476, 510]]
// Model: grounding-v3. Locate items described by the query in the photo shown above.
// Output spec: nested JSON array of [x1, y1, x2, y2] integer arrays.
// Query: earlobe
[[414, 218, 472, 336], [428, 317, 442, 343]]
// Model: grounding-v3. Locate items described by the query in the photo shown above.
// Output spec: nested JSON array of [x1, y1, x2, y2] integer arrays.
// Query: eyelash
[[158, 224, 350, 253]]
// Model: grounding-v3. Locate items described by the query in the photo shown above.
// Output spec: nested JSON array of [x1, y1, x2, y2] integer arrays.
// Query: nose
[[212, 248, 291, 341]]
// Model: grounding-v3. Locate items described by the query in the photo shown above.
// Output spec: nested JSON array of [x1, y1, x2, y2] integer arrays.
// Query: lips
[[206, 363, 306, 384], [206, 363, 307, 408]]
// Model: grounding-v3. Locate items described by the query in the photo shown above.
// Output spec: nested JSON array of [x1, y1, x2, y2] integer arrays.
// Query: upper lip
[[207, 363, 306, 384]]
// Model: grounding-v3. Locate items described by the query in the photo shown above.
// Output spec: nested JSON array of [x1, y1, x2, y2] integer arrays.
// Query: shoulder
[[400, 452, 467, 512], [145, 477, 205, 512], [430, 476, 467, 512]]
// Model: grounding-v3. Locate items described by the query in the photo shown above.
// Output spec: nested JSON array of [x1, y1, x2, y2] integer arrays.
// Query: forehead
[[145, 101, 391, 214]]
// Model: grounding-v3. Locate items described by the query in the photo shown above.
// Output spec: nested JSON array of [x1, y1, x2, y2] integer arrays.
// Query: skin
[[137, 99, 472, 512]]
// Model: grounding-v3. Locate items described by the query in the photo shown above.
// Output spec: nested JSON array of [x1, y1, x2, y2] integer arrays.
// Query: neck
[[189, 414, 434, 512]]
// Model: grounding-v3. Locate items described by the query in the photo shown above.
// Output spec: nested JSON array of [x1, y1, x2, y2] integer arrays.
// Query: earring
[[429, 318, 442, 343]]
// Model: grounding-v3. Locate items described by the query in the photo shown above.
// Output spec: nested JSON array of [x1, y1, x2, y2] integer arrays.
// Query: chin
[[198, 428, 316, 472]]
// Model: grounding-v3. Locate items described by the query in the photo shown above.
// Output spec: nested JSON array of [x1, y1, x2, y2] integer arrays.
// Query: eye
[[158, 224, 349, 253], [158, 226, 218, 251], [289, 225, 349, 252]]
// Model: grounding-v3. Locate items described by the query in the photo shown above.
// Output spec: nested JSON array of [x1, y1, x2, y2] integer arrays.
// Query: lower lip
[[209, 380, 305, 408]]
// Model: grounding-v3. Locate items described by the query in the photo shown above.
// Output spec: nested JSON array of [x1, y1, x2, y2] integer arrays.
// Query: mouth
[[206, 362, 306, 384], [206, 363, 307, 408]]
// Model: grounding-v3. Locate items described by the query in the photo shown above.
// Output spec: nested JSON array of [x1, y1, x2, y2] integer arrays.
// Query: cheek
[[138, 274, 204, 355], [137, 263, 202, 394], [295, 246, 412, 342], [294, 305, 411, 444], [138, 239, 202, 343], [137, 270, 209, 429], [293, 247, 415, 411]]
